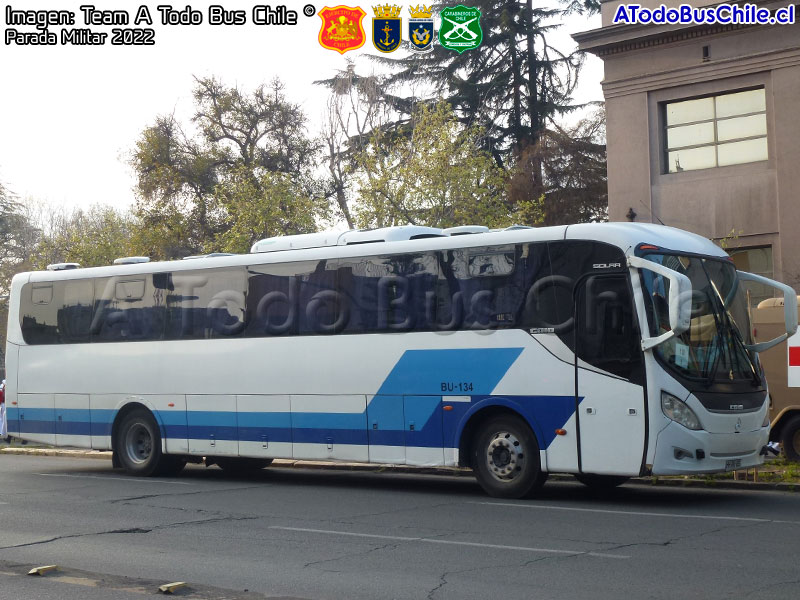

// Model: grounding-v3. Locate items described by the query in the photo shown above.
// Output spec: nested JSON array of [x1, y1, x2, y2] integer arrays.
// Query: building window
[[728, 246, 773, 307], [665, 88, 768, 174]]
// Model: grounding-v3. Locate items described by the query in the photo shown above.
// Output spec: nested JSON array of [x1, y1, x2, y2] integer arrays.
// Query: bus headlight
[[763, 412, 771, 428], [661, 391, 702, 430]]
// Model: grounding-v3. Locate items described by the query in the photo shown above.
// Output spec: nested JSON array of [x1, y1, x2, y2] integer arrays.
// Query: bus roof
[[18, 221, 727, 283]]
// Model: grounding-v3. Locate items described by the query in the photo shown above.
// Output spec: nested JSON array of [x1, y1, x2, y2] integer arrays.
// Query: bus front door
[[574, 274, 647, 476]]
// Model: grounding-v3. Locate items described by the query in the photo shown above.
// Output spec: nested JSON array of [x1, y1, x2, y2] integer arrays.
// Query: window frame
[[662, 87, 768, 174]]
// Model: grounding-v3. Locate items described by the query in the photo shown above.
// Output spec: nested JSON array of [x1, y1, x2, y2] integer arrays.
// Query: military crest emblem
[[372, 4, 402, 53], [408, 5, 434, 53], [439, 5, 482, 53], [318, 5, 367, 54]]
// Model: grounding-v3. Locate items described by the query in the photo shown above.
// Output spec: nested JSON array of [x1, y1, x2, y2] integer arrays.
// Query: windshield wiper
[[704, 264, 761, 386]]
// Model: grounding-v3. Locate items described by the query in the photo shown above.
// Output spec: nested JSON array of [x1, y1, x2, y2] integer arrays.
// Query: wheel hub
[[486, 431, 524, 482], [125, 423, 152, 465]]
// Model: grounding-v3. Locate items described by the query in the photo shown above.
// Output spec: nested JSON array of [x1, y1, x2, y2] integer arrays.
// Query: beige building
[[574, 0, 800, 299]]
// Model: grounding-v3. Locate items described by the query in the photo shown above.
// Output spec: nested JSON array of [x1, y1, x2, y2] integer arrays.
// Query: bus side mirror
[[738, 271, 798, 353], [628, 256, 692, 351]]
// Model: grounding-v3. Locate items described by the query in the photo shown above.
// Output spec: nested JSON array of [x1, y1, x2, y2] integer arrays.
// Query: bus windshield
[[641, 253, 759, 385]]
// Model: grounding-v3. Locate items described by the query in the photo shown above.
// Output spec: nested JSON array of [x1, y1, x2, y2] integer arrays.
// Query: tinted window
[[544, 240, 627, 345], [92, 276, 165, 342], [439, 244, 551, 330], [246, 261, 316, 337], [336, 253, 438, 333], [21, 280, 93, 344], [575, 274, 643, 383], [165, 268, 246, 339], [246, 260, 341, 336]]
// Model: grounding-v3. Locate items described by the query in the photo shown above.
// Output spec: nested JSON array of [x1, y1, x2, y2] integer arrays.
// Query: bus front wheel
[[115, 409, 184, 476], [780, 415, 800, 462], [471, 416, 546, 498]]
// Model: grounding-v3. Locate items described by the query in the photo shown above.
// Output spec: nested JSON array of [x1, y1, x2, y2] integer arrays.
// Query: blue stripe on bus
[[377, 348, 524, 396], [11, 394, 578, 450], [293, 428, 368, 445], [238, 426, 292, 443], [368, 429, 405, 446], [15, 420, 56, 435]]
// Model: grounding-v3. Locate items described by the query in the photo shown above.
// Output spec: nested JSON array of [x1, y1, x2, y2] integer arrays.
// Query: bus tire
[[214, 457, 273, 473], [115, 408, 172, 477], [574, 474, 629, 489], [780, 415, 800, 462], [471, 416, 546, 498]]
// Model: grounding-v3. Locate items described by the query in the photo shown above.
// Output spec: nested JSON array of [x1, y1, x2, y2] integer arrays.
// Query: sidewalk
[[2, 445, 798, 492]]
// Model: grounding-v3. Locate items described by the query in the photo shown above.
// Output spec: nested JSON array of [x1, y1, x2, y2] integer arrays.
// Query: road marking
[[470, 502, 800, 525], [269, 526, 629, 559], [34, 473, 192, 485]]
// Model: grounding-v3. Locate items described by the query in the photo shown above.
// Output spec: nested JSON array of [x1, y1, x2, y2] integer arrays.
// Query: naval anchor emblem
[[372, 4, 402, 53]]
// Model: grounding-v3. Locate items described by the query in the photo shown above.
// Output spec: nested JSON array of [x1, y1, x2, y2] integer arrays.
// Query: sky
[[0, 1, 603, 212]]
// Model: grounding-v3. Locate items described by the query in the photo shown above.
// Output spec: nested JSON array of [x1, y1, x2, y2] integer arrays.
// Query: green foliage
[[373, 0, 599, 166], [130, 77, 319, 259], [354, 102, 514, 229], [212, 167, 322, 254], [30, 205, 135, 269]]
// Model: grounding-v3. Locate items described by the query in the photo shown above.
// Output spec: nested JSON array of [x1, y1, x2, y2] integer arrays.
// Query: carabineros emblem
[[372, 4, 402, 53], [439, 5, 482, 53], [408, 4, 434, 53]]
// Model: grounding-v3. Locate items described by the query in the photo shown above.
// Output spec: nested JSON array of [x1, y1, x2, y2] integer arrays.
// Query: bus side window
[[21, 283, 58, 344], [246, 261, 319, 337], [20, 281, 94, 344], [167, 268, 246, 339], [336, 252, 438, 334], [439, 246, 521, 330], [92, 276, 165, 342], [57, 280, 94, 343], [299, 260, 340, 335]]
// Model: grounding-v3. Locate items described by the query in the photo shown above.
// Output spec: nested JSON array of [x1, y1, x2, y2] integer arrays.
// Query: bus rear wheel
[[471, 416, 546, 498], [115, 408, 184, 476], [780, 415, 800, 462]]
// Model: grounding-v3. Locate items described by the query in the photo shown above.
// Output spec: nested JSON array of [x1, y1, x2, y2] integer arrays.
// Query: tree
[[372, 0, 598, 175], [320, 64, 397, 229], [0, 181, 35, 295], [509, 107, 607, 225], [30, 204, 136, 269], [354, 102, 515, 228], [130, 77, 323, 259], [318, 3, 606, 228], [212, 167, 321, 254]]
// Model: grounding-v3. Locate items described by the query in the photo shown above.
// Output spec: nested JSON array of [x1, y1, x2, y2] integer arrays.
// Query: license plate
[[725, 459, 742, 471]]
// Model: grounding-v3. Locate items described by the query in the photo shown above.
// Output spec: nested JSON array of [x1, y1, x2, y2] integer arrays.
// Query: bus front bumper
[[651, 422, 769, 475]]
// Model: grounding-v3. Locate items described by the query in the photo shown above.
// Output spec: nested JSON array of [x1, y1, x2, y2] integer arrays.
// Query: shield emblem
[[318, 5, 367, 55], [408, 18, 434, 52], [373, 16, 402, 52], [439, 5, 482, 54]]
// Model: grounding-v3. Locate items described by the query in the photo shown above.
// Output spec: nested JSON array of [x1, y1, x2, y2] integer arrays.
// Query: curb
[[2, 447, 796, 491]]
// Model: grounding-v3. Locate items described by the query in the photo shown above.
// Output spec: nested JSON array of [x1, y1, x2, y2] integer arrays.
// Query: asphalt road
[[0, 455, 798, 600]]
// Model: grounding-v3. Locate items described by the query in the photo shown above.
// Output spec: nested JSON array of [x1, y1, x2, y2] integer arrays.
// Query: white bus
[[4, 223, 796, 498]]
